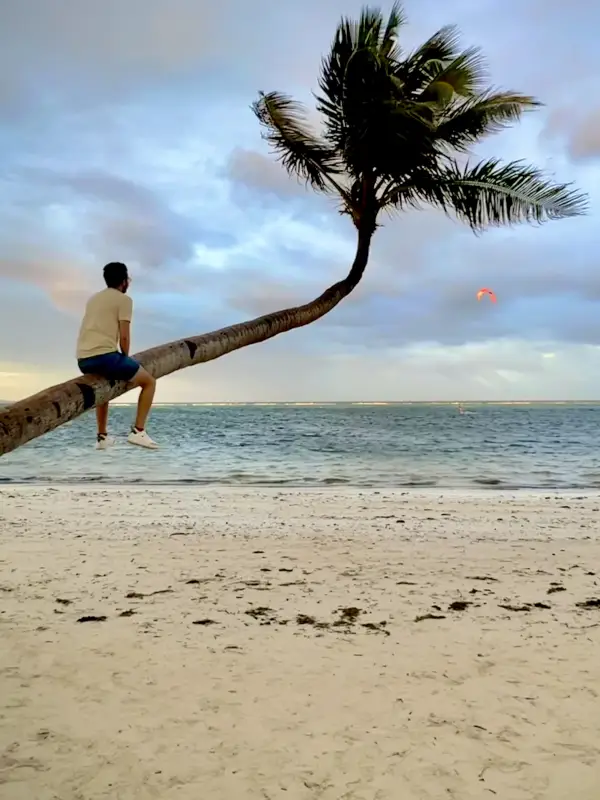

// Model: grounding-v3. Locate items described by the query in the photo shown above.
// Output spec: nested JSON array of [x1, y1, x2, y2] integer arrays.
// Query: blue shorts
[[78, 351, 140, 382]]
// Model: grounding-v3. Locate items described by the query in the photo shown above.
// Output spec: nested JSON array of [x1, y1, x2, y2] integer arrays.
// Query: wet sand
[[1, 487, 600, 799]]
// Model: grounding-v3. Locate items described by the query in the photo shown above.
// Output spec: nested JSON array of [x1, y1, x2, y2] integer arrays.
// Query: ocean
[[2, 402, 600, 490]]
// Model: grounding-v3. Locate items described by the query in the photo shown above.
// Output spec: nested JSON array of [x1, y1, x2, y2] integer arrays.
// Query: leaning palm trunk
[[0, 232, 372, 457]]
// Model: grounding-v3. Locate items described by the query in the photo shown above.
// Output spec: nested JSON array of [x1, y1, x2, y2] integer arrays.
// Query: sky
[[1, 0, 599, 403]]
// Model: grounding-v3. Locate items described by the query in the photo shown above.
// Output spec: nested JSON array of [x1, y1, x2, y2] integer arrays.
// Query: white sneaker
[[127, 428, 159, 450], [96, 435, 115, 451]]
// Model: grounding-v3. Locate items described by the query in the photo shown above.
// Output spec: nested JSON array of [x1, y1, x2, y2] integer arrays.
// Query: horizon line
[[4, 399, 600, 408], [108, 399, 600, 405]]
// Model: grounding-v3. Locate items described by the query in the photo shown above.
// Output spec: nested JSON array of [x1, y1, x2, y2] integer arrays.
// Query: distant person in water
[[76, 262, 158, 450]]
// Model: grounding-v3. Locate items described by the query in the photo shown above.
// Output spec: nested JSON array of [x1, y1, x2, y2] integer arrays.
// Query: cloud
[[227, 148, 315, 203], [3, 167, 201, 268], [4, 337, 600, 404], [543, 108, 600, 162], [0, 0, 240, 117], [0, 256, 92, 314]]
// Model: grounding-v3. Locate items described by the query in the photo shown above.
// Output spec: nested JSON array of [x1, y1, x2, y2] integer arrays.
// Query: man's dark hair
[[103, 262, 128, 289]]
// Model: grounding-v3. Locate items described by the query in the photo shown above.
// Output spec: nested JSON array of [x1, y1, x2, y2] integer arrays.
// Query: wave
[[3, 474, 600, 490]]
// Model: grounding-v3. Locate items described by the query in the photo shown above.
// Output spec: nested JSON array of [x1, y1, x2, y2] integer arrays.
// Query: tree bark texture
[[0, 230, 372, 457]]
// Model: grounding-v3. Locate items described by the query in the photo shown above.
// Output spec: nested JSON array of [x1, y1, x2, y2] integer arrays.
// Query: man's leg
[[129, 368, 156, 430], [126, 368, 158, 449], [96, 402, 109, 436], [94, 402, 115, 450]]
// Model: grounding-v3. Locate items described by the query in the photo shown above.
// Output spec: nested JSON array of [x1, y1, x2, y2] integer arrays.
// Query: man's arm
[[119, 321, 131, 356], [118, 295, 133, 356]]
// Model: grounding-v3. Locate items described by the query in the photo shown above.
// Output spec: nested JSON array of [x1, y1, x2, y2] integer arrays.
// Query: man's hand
[[119, 320, 131, 356]]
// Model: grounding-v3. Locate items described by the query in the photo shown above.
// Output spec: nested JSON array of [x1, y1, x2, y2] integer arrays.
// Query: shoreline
[[1, 487, 599, 798], [3, 482, 600, 495]]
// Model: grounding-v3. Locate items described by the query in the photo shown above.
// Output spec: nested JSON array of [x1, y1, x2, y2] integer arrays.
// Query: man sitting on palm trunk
[[76, 262, 158, 450]]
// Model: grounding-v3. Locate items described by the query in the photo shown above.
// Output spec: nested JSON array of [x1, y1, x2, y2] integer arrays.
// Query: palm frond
[[252, 91, 340, 191], [395, 25, 462, 94], [434, 91, 541, 151], [419, 47, 488, 101], [404, 24, 462, 66], [315, 19, 357, 149], [353, 4, 405, 53], [382, 159, 588, 230], [356, 6, 384, 49], [380, 2, 407, 58], [315, 4, 406, 158]]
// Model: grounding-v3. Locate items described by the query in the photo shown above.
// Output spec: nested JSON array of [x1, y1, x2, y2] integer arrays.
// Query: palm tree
[[0, 3, 587, 456]]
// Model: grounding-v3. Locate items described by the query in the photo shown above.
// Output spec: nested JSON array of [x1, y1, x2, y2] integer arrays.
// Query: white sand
[[1, 486, 600, 799]]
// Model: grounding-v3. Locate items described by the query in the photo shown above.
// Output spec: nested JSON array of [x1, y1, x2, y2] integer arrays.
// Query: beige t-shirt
[[76, 288, 133, 359]]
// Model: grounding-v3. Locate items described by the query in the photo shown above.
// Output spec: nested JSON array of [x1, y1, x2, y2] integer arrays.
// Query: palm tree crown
[[253, 4, 587, 235]]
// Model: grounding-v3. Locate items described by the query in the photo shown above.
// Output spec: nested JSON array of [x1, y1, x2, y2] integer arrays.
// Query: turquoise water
[[1, 403, 600, 489]]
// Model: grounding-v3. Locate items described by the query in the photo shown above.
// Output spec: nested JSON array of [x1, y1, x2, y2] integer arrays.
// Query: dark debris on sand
[[448, 601, 471, 612], [337, 606, 362, 623], [294, 614, 329, 630], [361, 621, 390, 636], [498, 602, 551, 613], [233, 606, 392, 635], [126, 589, 173, 599], [244, 606, 283, 625], [576, 598, 600, 609], [58, 564, 592, 635], [331, 606, 389, 634], [296, 614, 317, 625], [245, 606, 272, 619]]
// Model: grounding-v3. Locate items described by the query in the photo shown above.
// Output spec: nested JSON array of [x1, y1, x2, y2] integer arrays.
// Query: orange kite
[[476, 288, 497, 303]]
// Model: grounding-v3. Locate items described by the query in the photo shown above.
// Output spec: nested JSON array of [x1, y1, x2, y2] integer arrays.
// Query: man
[[76, 262, 158, 450]]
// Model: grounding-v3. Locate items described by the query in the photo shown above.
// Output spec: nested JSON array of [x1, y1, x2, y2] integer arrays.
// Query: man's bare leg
[[126, 368, 158, 448], [93, 401, 114, 449], [129, 368, 156, 430], [96, 402, 109, 436]]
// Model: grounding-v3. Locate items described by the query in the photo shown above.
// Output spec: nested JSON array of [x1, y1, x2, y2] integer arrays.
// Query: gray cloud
[[0, 167, 210, 294], [227, 148, 315, 202], [6, 0, 593, 117], [543, 108, 600, 162], [0, 0, 243, 114], [217, 185, 600, 351], [0, 283, 79, 368], [145, 337, 600, 403]]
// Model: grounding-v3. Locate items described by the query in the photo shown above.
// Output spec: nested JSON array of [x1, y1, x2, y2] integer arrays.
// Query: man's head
[[103, 262, 130, 293]]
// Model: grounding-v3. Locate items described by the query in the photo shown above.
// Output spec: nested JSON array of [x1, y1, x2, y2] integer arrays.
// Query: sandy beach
[[1, 487, 599, 799]]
